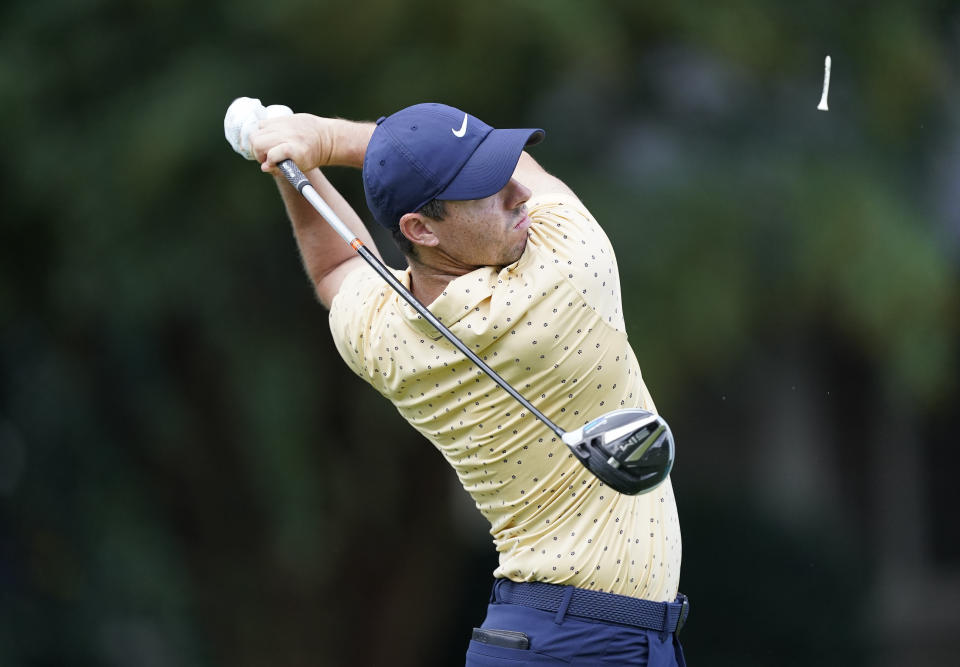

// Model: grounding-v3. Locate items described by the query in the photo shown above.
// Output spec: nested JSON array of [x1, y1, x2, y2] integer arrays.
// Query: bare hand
[[251, 114, 333, 173]]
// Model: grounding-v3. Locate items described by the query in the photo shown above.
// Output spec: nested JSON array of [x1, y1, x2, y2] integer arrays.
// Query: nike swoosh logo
[[452, 114, 468, 138]]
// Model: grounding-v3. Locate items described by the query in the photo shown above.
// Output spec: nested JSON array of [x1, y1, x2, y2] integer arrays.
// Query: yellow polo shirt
[[329, 193, 681, 601]]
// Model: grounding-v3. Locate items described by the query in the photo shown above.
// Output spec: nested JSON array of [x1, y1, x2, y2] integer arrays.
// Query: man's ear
[[398, 213, 440, 248]]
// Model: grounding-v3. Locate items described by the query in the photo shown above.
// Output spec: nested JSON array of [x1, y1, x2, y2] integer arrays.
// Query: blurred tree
[[1, 0, 957, 665]]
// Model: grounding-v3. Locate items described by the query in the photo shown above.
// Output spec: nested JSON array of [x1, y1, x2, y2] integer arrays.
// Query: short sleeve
[[526, 194, 626, 333], [328, 263, 383, 381]]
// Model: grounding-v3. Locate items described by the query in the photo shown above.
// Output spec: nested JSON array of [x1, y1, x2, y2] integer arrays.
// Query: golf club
[[225, 99, 675, 495]]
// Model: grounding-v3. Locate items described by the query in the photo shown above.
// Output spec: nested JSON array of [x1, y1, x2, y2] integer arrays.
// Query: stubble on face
[[465, 205, 527, 267], [420, 178, 532, 273]]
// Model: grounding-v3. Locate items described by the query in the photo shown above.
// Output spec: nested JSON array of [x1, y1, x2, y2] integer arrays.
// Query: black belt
[[494, 580, 689, 635]]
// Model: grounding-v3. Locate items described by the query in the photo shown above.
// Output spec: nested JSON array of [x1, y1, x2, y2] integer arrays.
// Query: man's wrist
[[324, 118, 375, 169]]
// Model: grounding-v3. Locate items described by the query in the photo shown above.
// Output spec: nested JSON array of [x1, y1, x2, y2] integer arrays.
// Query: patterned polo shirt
[[329, 193, 681, 601]]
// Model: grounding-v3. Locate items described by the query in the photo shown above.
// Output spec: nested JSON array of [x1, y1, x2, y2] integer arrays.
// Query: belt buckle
[[675, 594, 690, 635]]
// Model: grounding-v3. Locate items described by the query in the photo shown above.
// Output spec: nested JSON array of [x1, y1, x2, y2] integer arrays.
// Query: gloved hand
[[224, 97, 293, 161]]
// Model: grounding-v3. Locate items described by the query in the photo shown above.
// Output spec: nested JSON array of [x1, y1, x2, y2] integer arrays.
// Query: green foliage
[[1, 1, 957, 665]]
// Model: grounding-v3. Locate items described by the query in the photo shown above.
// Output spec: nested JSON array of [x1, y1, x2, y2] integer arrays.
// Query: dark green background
[[2, 1, 958, 665]]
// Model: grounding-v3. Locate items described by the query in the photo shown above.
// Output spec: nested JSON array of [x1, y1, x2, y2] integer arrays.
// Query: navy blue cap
[[362, 103, 544, 230]]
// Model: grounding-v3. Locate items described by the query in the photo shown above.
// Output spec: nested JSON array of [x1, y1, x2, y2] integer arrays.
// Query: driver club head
[[561, 409, 675, 495]]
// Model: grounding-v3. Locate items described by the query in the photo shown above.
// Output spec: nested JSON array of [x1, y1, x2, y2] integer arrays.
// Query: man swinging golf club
[[228, 99, 688, 666]]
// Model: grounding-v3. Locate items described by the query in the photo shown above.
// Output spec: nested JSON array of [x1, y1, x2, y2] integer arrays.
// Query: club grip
[[278, 159, 309, 193]]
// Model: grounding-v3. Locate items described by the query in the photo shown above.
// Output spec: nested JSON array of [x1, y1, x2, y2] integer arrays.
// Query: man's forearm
[[256, 115, 375, 172], [253, 114, 381, 307], [275, 166, 382, 303], [314, 118, 374, 169]]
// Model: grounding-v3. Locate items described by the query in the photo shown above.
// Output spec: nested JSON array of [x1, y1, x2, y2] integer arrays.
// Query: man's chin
[[504, 235, 529, 267]]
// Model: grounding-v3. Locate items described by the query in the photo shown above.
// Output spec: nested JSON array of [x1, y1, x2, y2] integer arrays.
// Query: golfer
[[251, 103, 687, 666]]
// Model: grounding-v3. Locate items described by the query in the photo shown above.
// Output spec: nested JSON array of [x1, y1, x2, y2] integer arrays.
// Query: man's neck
[[405, 248, 499, 305], [407, 262, 460, 306]]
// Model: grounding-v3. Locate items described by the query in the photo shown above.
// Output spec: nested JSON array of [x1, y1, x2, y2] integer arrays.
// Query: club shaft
[[278, 159, 566, 440]]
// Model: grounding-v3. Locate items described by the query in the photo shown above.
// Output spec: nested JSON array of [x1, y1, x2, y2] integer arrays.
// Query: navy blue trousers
[[465, 583, 687, 666]]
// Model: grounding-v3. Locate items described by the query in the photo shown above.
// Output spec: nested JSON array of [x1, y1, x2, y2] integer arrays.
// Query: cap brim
[[436, 128, 544, 201]]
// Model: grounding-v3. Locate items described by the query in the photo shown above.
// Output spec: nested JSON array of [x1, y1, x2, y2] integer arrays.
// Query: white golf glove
[[224, 97, 294, 161]]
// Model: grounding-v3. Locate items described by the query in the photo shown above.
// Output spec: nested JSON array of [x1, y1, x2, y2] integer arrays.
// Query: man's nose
[[508, 179, 532, 208]]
